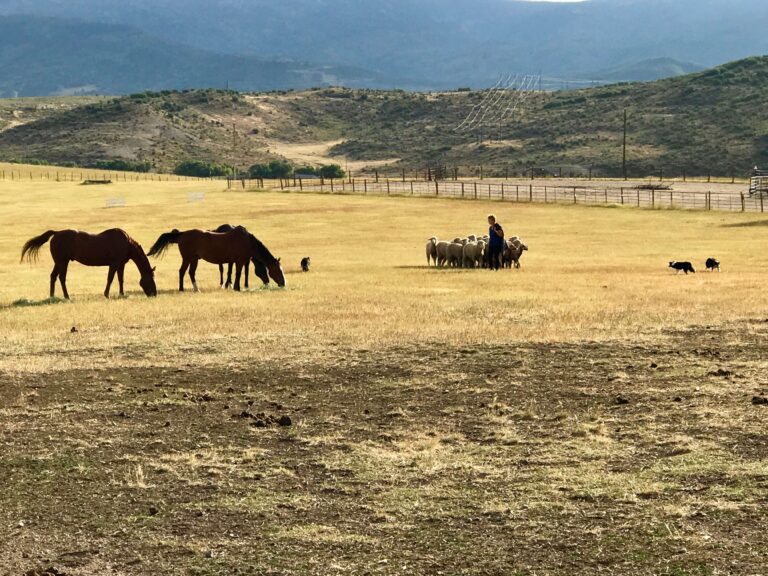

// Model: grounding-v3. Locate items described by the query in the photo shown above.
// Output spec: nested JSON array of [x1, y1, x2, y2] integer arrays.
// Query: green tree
[[174, 160, 231, 177], [319, 164, 345, 179], [248, 160, 293, 179]]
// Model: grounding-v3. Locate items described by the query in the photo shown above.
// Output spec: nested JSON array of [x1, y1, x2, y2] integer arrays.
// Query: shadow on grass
[[8, 296, 67, 309], [722, 219, 768, 228]]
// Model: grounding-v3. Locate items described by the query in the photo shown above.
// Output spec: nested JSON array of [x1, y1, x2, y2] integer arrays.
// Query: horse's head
[[268, 258, 286, 287], [140, 266, 157, 297], [253, 259, 270, 286]]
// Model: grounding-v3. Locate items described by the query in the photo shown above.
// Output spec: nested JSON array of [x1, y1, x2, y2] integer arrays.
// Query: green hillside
[[1, 57, 767, 177]]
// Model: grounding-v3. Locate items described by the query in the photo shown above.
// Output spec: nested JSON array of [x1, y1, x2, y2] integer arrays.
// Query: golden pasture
[[1, 177, 768, 373], [2, 174, 768, 575]]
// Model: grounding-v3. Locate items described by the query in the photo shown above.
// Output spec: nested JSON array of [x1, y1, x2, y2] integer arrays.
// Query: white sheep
[[446, 241, 465, 267], [463, 241, 485, 268], [503, 236, 528, 269], [435, 241, 450, 267], [426, 237, 438, 266]]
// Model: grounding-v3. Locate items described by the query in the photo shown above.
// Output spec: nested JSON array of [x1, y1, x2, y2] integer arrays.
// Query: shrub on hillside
[[94, 159, 153, 172], [174, 160, 231, 177], [318, 164, 345, 179], [248, 160, 293, 179]]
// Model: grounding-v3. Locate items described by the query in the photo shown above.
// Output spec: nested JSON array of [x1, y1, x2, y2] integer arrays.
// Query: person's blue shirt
[[489, 223, 505, 247]]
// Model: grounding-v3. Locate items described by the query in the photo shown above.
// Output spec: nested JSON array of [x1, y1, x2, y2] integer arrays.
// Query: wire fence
[[0, 167, 206, 183], [273, 178, 767, 213]]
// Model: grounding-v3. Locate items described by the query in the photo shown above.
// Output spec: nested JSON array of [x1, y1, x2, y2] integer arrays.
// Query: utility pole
[[232, 122, 237, 178], [622, 108, 628, 181]]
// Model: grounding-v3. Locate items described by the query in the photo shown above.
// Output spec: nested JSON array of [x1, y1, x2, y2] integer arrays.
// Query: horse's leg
[[226, 263, 233, 289], [179, 259, 189, 292], [117, 264, 125, 296], [59, 261, 70, 300], [104, 265, 116, 299], [49, 264, 59, 298], [244, 260, 250, 289], [219, 264, 224, 288], [189, 259, 199, 292], [234, 263, 242, 292]]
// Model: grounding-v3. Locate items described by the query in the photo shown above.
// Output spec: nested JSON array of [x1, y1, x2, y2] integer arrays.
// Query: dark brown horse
[[213, 224, 269, 288], [247, 234, 286, 287], [148, 227, 286, 291], [21, 229, 157, 299]]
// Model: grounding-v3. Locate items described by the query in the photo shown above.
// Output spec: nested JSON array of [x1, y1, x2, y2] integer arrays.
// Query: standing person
[[486, 214, 504, 270]]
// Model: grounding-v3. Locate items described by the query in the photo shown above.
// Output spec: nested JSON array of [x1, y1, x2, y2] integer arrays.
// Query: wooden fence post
[[386, 180, 390, 195], [435, 180, 439, 196], [529, 185, 533, 202], [364, 179, 368, 194], [461, 182, 465, 197], [620, 187, 624, 205], [652, 189, 655, 207], [501, 183, 505, 200], [741, 192, 745, 212], [604, 189, 608, 204], [760, 194, 764, 213], [474, 182, 477, 199], [410, 181, 414, 195], [573, 187, 577, 204]]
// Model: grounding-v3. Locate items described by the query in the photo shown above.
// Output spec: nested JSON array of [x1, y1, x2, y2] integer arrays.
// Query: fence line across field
[[275, 178, 767, 213]]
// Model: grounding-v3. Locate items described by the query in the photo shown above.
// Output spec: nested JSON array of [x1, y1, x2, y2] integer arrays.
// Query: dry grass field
[[1, 174, 767, 575]]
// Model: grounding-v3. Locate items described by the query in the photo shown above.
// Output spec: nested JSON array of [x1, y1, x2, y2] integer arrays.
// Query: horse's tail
[[148, 229, 182, 258], [21, 230, 56, 263]]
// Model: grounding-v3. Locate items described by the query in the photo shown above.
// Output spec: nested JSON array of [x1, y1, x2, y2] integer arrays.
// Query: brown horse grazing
[[213, 224, 269, 288], [148, 227, 254, 292], [21, 229, 157, 299], [248, 233, 286, 287]]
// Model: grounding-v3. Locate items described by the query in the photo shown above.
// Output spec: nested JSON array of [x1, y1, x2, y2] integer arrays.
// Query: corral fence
[[274, 178, 768, 213]]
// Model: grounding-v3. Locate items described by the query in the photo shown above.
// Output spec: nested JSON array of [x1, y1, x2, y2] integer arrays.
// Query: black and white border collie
[[669, 261, 695, 274]]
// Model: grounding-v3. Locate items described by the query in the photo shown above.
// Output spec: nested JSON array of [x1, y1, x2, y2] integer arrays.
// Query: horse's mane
[[248, 233, 277, 264]]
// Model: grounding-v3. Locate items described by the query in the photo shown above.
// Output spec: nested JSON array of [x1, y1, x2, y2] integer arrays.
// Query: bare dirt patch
[[2, 321, 766, 575], [265, 139, 400, 171]]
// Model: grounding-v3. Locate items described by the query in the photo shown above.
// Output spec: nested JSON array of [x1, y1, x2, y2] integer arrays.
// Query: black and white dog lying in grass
[[705, 258, 721, 272], [669, 261, 695, 274]]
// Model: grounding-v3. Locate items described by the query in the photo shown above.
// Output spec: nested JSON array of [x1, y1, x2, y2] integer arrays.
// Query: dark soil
[[1, 322, 767, 575]]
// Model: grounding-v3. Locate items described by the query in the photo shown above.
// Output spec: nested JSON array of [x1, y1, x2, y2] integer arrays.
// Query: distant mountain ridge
[[1, 0, 767, 89], [587, 58, 704, 83], [0, 14, 381, 97]]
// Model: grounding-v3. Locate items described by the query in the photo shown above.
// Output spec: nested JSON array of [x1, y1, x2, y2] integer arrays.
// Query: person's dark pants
[[487, 245, 502, 270]]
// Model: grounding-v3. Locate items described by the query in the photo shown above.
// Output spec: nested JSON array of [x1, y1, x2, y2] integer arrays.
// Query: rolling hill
[[1, 56, 767, 177]]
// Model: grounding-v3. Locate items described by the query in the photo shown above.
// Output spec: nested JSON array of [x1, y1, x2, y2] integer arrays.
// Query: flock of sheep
[[426, 234, 528, 269]]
